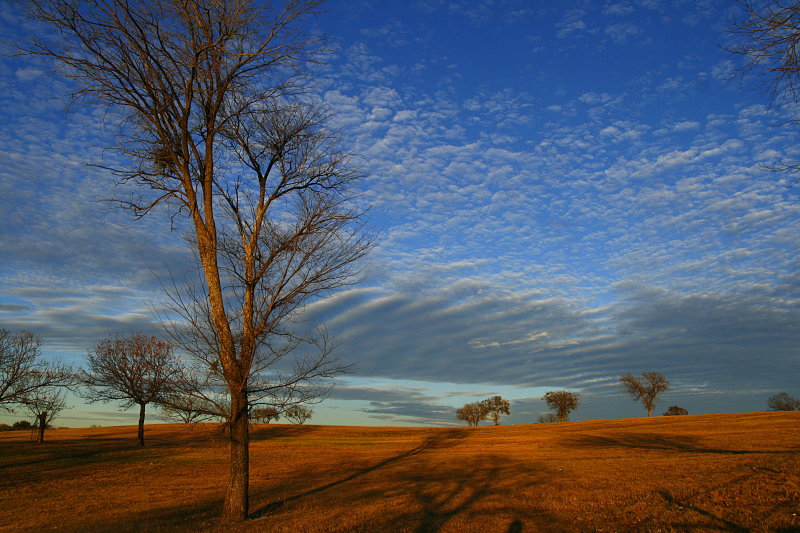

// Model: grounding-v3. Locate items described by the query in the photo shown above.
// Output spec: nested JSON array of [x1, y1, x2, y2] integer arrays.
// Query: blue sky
[[1, 0, 799, 428]]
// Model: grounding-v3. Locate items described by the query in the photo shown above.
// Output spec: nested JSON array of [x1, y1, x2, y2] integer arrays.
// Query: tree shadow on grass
[[382, 454, 564, 533], [249, 428, 470, 519], [250, 428, 569, 531], [249, 423, 319, 440], [655, 489, 751, 533], [567, 433, 792, 456]]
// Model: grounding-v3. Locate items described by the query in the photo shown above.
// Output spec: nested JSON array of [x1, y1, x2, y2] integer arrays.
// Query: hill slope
[[1, 412, 798, 532]]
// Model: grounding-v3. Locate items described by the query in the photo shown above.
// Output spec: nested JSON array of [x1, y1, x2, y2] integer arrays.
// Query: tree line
[[454, 373, 800, 427], [0, 330, 319, 445]]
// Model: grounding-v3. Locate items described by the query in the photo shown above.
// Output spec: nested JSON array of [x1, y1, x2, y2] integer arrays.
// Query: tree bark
[[138, 402, 146, 446], [222, 389, 250, 522], [37, 412, 46, 443]]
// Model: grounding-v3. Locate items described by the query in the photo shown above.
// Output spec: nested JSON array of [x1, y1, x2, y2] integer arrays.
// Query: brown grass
[[1, 412, 798, 532]]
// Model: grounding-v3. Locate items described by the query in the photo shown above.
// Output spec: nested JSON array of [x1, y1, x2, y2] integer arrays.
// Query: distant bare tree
[[768, 392, 800, 411], [251, 407, 281, 424], [0, 330, 74, 410], [480, 396, 511, 425], [537, 413, 560, 423], [663, 405, 688, 416], [22, 0, 370, 523], [284, 405, 312, 425], [542, 390, 580, 422], [620, 372, 669, 417], [456, 402, 488, 427], [24, 388, 68, 443], [726, 1, 800, 178], [83, 334, 181, 446], [158, 394, 217, 426]]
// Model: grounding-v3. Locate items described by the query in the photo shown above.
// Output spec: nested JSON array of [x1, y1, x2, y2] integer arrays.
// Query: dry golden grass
[[1, 412, 798, 532]]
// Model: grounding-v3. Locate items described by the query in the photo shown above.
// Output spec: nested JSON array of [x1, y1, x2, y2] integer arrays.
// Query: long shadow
[[249, 428, 470, 519], [374, 452, 565, 533], [568, 433, 793, 456], [249, 424, 319, 440], [657, 489, 750, 533]]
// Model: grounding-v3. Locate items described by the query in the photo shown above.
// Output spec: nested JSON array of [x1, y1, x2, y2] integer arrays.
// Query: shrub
[[0, 423, 12, 431], [12, 420, 33, 430], [767, 392, 800, 411], [663, 405, 688, 416]]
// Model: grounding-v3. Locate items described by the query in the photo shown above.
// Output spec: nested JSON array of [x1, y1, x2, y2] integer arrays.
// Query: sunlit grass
[[1, 412, 798, 532]]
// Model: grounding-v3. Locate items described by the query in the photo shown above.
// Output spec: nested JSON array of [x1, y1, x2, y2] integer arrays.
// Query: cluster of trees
[[17, 0, 372, 523], [0, 329, 75, 443], [456, 396, 511, 427], [458, 373, 672, 427], [536, 372, 675, 423], [1, 330, 322, 445]]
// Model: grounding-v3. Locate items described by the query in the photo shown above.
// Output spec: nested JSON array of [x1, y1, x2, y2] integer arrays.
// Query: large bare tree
[[727, 1, 800, 177], [83, 334, 181, 446], [0, 329, 73, 411], [620, 372, 669, 417], [22, 0, 370, 522]]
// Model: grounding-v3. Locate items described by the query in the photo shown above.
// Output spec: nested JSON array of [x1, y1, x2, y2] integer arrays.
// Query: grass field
[[1, 412, 798, 532]]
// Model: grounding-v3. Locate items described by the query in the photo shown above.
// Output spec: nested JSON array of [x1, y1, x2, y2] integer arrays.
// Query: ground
[[1, 412, 798, 532]]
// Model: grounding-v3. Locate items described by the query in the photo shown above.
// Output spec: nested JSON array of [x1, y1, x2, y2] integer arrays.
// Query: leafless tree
[[726, 1, 800, 178], [0, 329, 74, 411], [284, 405, 312, 424], [481, 396, 511, 425], [537, 413, 559, 423], [251, 406, 280, 423], [768, 392, 800, 411], [620, 372, 669, 417], [24, 387, 68, 443], [22, 0, 370, 522], [158, 393, 217, 425], [542, 390, 580, 422], [663, 405, 689, 416], [456, 401, 488, 427], [83, 334, 182, 446]]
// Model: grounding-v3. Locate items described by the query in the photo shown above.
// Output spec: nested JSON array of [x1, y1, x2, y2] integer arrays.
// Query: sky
[[1, 0, 799, 428]]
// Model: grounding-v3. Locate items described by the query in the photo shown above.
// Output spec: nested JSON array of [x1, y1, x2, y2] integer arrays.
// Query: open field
[[1, 412, 798, 532]]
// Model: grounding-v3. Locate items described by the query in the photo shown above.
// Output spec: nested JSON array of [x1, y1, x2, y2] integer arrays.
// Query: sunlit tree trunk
[[223, 389, 249, 522]]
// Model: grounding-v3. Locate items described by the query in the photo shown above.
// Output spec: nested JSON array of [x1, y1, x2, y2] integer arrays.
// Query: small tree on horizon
[[158, 394, 217, 426], [537, 413, 560, 423], [251, 406, 281, 424], [542, 390, 580, 422], [83, 334, 182, 446], [24, 387, 68, 443], [284, 405, 312, 425], [767, 392, 800, 411], [456, 401, 489, 427], [481, 396, 511, 425], [663, 405, 688, 416], [620, 372, 669, 417]]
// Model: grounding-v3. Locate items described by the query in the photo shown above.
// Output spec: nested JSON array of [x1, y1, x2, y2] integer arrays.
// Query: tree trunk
[[37, 412, 46, 443], [138, 402, 146, 446], [222, 389, 250, 523]]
